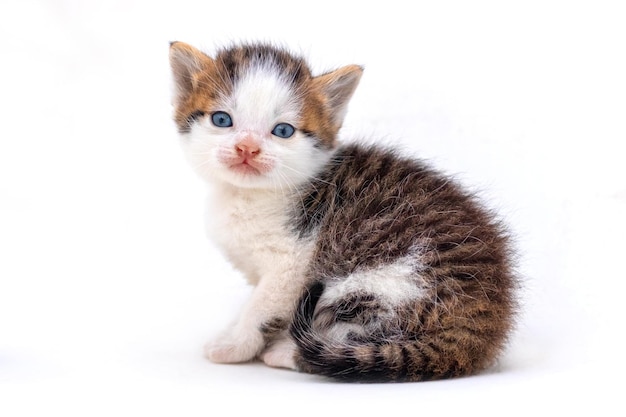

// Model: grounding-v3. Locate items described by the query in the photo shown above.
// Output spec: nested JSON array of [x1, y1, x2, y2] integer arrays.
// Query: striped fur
[[169, 42, 518, 382], [290, 145, 516, 381]]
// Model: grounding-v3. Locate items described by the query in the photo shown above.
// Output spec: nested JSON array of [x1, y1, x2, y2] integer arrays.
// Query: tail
[[290, 282, 489, 382]]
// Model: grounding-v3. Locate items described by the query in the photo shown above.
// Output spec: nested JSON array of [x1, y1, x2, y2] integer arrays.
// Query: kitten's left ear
[[314, 65, 363, 127]]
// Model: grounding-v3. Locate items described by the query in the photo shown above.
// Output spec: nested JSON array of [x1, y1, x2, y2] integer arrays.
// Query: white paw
[[204, 330, 264, 363], [260, 338, 297, 370]]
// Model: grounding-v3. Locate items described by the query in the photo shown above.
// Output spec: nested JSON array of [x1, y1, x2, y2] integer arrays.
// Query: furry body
[[169, 42, 517, 381]]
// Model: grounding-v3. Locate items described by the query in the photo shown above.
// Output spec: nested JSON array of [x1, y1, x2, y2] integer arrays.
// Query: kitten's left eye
[[271, 123, 295, 139]]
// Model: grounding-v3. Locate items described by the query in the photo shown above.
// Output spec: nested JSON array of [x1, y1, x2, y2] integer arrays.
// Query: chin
[[216, 166, 277, 190]]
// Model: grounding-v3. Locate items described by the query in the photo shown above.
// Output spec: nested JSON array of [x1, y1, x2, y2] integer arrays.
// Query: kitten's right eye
[[211, 111, 233, 128]]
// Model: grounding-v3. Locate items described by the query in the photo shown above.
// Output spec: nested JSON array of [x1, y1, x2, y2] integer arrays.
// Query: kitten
[[169, 41, 517, 382]]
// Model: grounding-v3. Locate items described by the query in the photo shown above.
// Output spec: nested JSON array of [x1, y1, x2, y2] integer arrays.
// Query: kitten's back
[[290, 144, 517, 381]]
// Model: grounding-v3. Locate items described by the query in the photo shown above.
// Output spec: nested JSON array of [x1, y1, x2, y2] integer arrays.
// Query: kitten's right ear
[[169, 42, 215, 103]]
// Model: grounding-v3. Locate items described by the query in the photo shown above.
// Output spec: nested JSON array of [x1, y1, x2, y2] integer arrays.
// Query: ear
[[313, 65, 363, 127], [169, 41, 215, 104]]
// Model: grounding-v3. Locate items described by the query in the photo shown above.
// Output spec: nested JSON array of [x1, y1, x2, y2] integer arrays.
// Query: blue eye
[[271, 123, 295, 139], [211, 111, 233, 128]]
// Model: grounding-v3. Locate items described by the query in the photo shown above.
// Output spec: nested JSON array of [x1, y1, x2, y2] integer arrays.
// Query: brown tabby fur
[[291, 145, 516, 381]]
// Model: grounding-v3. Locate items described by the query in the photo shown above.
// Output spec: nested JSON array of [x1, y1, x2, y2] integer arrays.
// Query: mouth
[[226, 153, 277, 176], [228, 160, 263, 175]]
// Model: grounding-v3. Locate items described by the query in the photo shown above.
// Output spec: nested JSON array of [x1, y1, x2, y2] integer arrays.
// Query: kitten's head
[[169, 42, 362, 189]]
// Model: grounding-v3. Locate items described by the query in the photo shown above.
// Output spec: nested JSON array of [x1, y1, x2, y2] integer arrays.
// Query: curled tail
[[290, 282, 502, 382]]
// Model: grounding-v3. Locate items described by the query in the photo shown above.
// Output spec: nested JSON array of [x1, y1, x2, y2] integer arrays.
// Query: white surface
[[1, 1, 624, 415]]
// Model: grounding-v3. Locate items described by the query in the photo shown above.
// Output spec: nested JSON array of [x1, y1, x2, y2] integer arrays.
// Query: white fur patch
[[206, 185, 313, 283], [322, 254, 428, 307], [228, 64, 301, 133], [202, 185, 315, 363], [316, 254, 428, 342]]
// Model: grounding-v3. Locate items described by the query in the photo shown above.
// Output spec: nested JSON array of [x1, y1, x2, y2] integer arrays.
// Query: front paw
[[260, 337, 297, 370], [204, 331, 264, 364]]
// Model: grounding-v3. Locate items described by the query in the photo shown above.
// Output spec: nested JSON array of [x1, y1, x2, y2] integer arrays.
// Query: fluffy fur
[[169, 41, 518, 382]]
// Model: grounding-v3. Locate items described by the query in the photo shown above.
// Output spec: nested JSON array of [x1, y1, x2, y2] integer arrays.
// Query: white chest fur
[[205, 185, 311, 285], [202, 185, 314, 367]]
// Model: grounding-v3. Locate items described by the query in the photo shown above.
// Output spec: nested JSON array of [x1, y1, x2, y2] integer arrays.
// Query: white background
[[1, 1, 625, 415]]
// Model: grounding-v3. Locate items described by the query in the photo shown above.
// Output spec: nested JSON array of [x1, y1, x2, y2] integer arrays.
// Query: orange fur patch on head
[[300, 64, 363, 148]]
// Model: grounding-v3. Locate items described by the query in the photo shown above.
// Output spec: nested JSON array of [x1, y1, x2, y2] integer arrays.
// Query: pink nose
[[235, 137, 260, 157]]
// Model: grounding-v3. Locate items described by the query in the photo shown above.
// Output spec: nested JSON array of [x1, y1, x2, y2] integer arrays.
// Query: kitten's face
[[182, 65, 328, 189], [169, 42, 362, 190]]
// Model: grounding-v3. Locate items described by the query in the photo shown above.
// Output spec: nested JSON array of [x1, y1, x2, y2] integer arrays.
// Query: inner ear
[[314, 65, 363, 127], [169, 41, 215, 103]]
